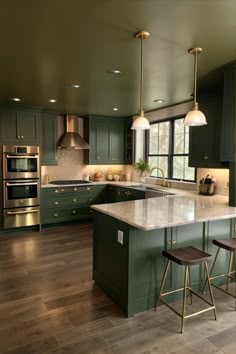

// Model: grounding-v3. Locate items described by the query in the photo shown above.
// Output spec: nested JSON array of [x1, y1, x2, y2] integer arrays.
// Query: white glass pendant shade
[[184, 105, 207, 126], [184, 47, 207, 126], [132, 31, 150, 130], [131, 111, 150, 130]]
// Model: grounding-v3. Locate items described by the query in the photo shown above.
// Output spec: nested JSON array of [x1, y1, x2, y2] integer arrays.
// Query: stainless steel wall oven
[[2, 145, 40, 229], [3, 145, 39, 179]]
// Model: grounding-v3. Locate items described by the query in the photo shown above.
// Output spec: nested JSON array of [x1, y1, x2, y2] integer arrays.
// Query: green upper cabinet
[[221, 61, 236, 162], [84, 115, 126, 165], [40, 111, 58, 165], [0, 105, 40, 145], [189, 88, 227, 168]]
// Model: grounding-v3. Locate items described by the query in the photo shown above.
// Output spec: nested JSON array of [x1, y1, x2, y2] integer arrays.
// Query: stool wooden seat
[[213, 238, 236, 252], [156, 246, 217, 333], [203, 239, 236, 309], [163, 246, 212, 266]]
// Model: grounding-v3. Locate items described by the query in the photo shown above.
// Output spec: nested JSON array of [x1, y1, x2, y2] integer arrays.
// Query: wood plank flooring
[[0, 223, 235, 354]]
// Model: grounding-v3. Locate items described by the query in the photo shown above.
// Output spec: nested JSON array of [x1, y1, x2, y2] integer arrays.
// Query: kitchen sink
[[131, 186, 175, 199]]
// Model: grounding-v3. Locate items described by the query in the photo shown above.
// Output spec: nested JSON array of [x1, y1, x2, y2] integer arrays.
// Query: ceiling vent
[[57, 115, 90, 150]]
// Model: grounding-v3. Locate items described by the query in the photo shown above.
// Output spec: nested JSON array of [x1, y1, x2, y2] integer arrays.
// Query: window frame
[[145, 116, 196, 183]]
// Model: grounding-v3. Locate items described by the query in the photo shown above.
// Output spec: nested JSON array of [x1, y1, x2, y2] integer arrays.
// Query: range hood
[[57, 115, 90, 150]]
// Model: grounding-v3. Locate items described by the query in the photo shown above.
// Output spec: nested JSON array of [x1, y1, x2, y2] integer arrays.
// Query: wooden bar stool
[[155, 246, 217, 333], [203, 239, 236, 309]]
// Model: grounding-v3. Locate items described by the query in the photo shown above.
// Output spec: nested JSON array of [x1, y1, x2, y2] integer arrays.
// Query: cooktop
[[49, 180, 91, 185]]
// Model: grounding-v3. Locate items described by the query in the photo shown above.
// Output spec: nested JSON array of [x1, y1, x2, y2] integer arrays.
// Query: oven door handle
[[6, 155, 38, 158], [6, 182, 38, 186], [6, 210, 39, 215]]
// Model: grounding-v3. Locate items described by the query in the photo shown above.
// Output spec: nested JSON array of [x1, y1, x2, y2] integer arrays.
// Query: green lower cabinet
[[41, 186, 94, 225], [93, 211, 235, 317], [205, 218, 233, 287], [108, 185, 145, 203], [92, 185, 107, 204]]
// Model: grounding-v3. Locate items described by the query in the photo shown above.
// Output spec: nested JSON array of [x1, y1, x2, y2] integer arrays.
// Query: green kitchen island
[[91, 193, 236, 317]]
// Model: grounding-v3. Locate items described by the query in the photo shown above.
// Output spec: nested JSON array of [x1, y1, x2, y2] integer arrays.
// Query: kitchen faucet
[[149, 167, 169, 187]]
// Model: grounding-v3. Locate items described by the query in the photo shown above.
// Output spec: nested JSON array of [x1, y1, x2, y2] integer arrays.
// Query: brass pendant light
[[184, 47, 207, 126], [131, 31, 150, 130]]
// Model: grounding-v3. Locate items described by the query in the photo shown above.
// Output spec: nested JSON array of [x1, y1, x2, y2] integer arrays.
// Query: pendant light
[[184, 47, 207, 126], [131, 31, 150, 130]]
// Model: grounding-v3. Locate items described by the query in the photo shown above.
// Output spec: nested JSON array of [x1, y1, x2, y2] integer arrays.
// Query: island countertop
[[91, 193, 236, 230]]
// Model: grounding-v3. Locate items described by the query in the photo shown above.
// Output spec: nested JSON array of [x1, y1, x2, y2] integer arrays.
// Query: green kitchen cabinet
[[108, 185, 145, 203], [189, 89, 227, 168], [221, 61, 236, 162], [0, 105, 40, 145], [92, 184, 107, 205], [83, 115, 126, 164], [40, 111, 58, 165], [41, 185, 94, 225], [124, 117, 133, 165]]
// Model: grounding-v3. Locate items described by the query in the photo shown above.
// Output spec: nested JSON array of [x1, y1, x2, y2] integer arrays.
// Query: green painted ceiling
[[0, 0, 235, 117]]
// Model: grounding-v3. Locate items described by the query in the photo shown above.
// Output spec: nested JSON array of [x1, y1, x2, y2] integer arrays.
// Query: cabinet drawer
[[41, 207, 93, 224], [41, 186, 93, 196], [49, 194, 93, 207]]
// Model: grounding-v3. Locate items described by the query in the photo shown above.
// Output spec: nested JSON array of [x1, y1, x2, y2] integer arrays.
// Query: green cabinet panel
[[189, 89, 227, 168], [92, 184, 107, 204], [108, 185, 145, 203], [41, 185, 94, 225], [84, 115, 126, 165], [0, 106, 40, 145], [124, 117, 133, 165], [40, 111, 58, 165], [221, 62, 236, 162]]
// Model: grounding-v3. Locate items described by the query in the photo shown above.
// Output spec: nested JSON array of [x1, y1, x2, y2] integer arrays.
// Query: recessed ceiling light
[[68, 84, 80, 88], [113, 108, 118, 111], [48, 99, 57, 103], [153, 99, 165, 103], [108, 70, 121, 74], [10, 97, 21, 102]]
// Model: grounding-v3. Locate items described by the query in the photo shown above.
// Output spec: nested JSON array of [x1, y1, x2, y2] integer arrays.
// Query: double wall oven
[[2, 145, 40, 229]]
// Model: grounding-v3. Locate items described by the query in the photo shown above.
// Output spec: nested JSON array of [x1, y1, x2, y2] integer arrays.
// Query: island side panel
[[93, 211, 130, 314]]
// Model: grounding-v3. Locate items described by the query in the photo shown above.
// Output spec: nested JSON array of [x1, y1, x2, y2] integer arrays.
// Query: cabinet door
[[92, 185, 107, 204], [0, 107, 40, 145], [189, 90, 226, 168], [40, 112, 58, 165], [206, 219, 232, 286], [17, 110, 39, 143], [0, 109, 18, 143], [221, 62, 236, 162], [109, 120, 124, 163]]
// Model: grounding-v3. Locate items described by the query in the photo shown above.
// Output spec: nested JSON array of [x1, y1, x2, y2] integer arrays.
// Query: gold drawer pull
[[55, 190, 59, 193], [73, 198, 77, 202], [54, 213, 58, 217], [87, 187, 91, 191], [61, 189, 64, 192], [54, 201, 59, 205], [89, 198, 93, 202], [72, 210, 76, 214], [73, 188, 77, 191]]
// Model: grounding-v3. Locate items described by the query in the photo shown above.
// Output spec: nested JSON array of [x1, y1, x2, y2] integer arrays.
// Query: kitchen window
[[146, 117, 196, 182]]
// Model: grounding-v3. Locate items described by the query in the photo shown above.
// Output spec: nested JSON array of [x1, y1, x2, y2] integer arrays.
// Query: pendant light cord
[[140, 34, 144, 114], [193, 52, 197, 105]]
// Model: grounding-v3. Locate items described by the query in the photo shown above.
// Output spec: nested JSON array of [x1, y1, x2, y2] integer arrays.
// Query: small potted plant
[[133, 159, 150, 182]]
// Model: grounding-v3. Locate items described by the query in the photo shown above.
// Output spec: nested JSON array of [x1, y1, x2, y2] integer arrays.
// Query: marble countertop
[[41, 181, 142, 188], [91, 193, 236, 230]]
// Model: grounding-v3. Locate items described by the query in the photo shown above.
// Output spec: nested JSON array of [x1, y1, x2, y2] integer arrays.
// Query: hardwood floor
[[0, 223, 235, 354]]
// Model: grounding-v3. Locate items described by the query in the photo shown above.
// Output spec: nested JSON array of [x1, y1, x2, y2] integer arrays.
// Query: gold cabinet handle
[[72, 198, 77, 202], [89, 198, 93, 202], [21, 135, 24, 139], [54, 213, 58, 217], [54, 201, 59, 205], [17, 136, 21, 139], [168, 240, 176, 244], [61, 189, 64, 192], [204, 156, 209, 160], [55, 189, 59, 193], [73, 188, 77, 191], [72, 210, 76, 214], [87, 187, 91, 191], [97, 156, 101, 159]]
